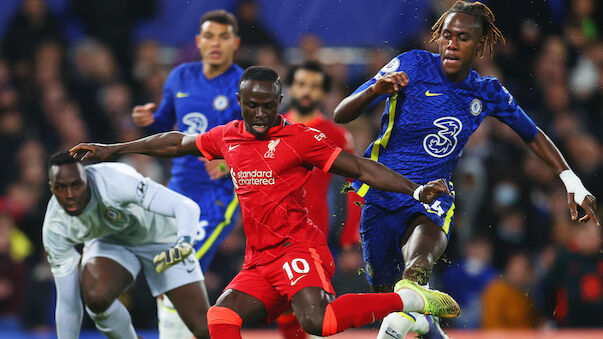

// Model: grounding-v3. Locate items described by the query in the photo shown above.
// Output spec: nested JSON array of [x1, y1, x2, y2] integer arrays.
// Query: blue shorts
[[360, 192, 455, 287], [192, 195, 239, 273], [169, 180, 240, 273]]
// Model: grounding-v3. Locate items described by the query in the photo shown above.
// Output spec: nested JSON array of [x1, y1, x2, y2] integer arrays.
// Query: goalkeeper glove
[[153, 236, 193, 274]]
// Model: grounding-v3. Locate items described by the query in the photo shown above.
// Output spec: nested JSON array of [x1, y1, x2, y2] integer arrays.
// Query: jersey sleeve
[[195, 125, 225, 160], [148, 67, 179, 132], [488, 80, 538, 141], [42, 225, 80, 278], [351, 50, 420, 105], [298, 127, 343, 172]]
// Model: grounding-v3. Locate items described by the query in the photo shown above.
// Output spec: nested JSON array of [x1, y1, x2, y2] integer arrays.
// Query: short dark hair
[[431, 0, 505, 57], [200, 10, 239, 36], [239, 66, 282, 94], [285, 61, 332, 92], [49, 151, 79, 168]]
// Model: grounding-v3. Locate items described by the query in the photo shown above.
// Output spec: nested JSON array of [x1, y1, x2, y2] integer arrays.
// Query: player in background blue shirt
[[131, 10, 243, 339], [334, 1, 599, 339]]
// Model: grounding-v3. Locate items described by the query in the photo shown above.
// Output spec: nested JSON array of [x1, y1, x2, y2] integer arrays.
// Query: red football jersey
[[195, 115, 342, 268], [284, 112, 362, 247]]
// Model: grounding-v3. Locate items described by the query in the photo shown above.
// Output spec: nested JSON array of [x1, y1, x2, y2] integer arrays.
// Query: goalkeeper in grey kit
[[42, 152, 211, 339]]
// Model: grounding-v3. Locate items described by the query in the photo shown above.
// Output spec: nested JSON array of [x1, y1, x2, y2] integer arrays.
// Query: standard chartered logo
[[236, 169, 275, 186]]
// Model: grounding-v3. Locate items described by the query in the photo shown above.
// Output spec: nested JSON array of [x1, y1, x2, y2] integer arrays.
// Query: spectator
[[70, 0, 156, 81], [1, 0, 64, 78], [441, 236, 497, 328], [481, 252, 540, 329], [542, 223, 602, 327]]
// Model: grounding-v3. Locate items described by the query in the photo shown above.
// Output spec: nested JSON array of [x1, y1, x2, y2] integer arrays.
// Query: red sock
[[322, 293, 403, 336], [207, 306, 243, 339], [276, 313, 308, 339], [208, 324, 242, 339]]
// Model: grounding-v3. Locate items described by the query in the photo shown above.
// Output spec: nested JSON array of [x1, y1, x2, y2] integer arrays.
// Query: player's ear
[[278, 94, 284, 105], [476, 37, 485, 57], [195, 35, 202, 51], [234, 36, 241, 50], [236, 92, 241, 105]]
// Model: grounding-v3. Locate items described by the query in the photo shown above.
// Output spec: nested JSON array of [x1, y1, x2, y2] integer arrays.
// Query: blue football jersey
[[148, 62, 243, 214], [352, 50, 538, 209]]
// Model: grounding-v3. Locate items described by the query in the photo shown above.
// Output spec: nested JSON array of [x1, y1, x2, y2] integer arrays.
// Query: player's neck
[[291, 109, 321, 123], [444, 67, 471, 83], [203, 61, 233, 79]]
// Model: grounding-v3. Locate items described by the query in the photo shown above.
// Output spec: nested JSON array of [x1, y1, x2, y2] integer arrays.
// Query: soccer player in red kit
[[279, 61, 363, 338], [70, 66, 460, 338], [284, 61, 362, 248]]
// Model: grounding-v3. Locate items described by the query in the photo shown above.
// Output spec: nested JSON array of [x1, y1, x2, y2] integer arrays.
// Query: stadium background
[[0, 0, 600, 337]]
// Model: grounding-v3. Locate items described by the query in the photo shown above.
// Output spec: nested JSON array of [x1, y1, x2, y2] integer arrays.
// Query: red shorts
[[225, 244, 335, 323]]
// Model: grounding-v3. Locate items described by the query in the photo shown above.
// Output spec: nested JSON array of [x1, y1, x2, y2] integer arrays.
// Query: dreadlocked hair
[[430, 0, 505, 57]]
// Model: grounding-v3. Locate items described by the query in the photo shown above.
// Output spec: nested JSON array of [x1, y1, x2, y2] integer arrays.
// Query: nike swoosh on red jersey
[[290, 275, 307, 286]]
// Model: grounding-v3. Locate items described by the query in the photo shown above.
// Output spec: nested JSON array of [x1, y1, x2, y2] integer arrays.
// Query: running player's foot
[[419, 315, 449, 339], [394, 279, 460, 318]]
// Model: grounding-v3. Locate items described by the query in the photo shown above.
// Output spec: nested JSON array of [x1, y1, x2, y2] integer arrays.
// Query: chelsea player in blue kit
[[334, 1, 600, 338], [131, 10, 243, 339]]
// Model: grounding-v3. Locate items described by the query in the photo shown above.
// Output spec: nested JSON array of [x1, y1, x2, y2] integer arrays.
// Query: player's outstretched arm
[[334, 71, 408, 123], [527, 128, 599, 226], [329, 151, 449, 204], [69, 132, 201, 161]]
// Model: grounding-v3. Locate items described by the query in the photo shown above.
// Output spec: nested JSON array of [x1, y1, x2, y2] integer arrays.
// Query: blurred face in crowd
[[289, 69, 325, 115], [438, 12, 484, 82], [196, 21, 240, 69], [49, 163, 90, 216], [237, 79, 283, 139]]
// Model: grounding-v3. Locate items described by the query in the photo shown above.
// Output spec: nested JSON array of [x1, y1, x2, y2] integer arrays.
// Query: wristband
[[559, 170, 591, 205], [413, 185, 424, 201]]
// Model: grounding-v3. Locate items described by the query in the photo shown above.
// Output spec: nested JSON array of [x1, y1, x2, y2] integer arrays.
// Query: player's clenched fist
[[415, 178, 451, 204], [153, 236, 194, 274], [132, 103, 157, 127], [372, 71, 409, 95]]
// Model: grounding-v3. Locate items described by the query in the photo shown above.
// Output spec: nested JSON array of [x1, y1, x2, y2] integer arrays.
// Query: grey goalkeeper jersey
[[43, 162, 182, 278]]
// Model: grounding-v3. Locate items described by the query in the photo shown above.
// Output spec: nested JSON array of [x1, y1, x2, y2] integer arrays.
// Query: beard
[[290, 96, 319, 116]]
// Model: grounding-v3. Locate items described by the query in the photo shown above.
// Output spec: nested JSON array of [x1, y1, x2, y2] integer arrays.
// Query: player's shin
[[85, 300, 137, 339], [157, 295, 193, 339], [321, 293, 404, 336], [207, 306, 243, 339]]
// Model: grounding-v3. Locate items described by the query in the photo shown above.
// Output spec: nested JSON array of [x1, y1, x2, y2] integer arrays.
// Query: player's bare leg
[[207, 288, 268, 338], [291, 285, 457, 337], [80, 257, 138, 339], [164, 281, 211, 339], [377, 215, 450, 339], [290, 287, 334, 335], [401, 215, 448, 284]]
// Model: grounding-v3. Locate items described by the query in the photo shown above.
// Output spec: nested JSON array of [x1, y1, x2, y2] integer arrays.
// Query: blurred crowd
[[0, 0, 600, 334]]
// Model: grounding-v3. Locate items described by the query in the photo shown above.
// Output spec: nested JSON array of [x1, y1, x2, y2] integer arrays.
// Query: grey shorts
[[82, 238, 203, 296]]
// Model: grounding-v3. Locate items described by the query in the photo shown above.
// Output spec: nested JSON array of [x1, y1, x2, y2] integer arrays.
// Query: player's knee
[[295, 310, 324, 336], [82, 287, 114, 313]]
